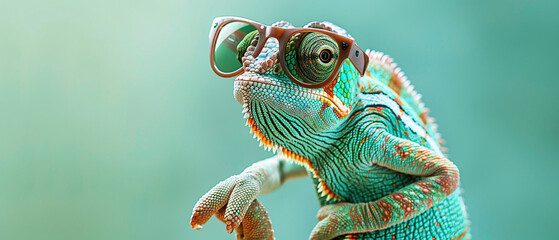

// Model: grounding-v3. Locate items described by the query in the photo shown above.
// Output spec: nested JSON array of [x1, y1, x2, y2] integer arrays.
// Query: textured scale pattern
[[192, 19, 470, 240]]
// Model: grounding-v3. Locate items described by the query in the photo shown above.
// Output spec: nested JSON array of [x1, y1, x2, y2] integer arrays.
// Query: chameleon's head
[[233, 21, 362, 149]]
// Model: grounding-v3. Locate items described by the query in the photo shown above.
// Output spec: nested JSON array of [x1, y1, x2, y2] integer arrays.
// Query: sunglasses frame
[[209, 16, 369, 89]]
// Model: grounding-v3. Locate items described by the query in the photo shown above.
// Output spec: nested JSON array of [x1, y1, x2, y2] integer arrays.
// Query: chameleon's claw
[[226, 223, 234, 234], [225, 214, 243, 233], [191, 224, 203, 230]]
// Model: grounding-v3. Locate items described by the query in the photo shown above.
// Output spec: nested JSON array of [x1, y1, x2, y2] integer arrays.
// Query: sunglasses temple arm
[[348, 44, 369, 77]]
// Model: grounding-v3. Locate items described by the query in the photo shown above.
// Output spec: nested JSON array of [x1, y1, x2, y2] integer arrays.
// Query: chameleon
[[191, 18, 470, 240]]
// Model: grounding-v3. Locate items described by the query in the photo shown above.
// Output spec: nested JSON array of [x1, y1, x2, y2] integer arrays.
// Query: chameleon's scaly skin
[[192, 20, 470, 240]]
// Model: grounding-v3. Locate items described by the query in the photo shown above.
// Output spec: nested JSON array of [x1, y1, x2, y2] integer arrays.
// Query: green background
[[2, 0, 558, 239]]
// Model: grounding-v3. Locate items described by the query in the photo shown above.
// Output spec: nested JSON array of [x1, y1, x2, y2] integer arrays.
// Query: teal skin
[[192, 20, 470, 240]]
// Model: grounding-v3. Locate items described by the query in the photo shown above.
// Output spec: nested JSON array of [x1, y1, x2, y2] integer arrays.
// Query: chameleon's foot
[[191, 174, 274, 237], [216, 199, 274, 240]]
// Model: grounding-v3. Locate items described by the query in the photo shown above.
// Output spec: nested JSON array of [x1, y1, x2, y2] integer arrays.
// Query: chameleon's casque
[[192, 17, 470, 240]]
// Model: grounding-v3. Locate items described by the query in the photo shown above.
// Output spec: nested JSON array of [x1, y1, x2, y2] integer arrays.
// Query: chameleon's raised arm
[[310, 128, 459, 239], [191, 155, 307, 237]]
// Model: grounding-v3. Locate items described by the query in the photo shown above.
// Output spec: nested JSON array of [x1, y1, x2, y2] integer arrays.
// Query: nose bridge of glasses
[[245, 37, 280, 74], [264, 26, 288, 39]]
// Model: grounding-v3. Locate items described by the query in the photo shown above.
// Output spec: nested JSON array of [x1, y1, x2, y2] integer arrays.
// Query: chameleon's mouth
[[234, 73, 322, 104], [233, 73, 349, 116]]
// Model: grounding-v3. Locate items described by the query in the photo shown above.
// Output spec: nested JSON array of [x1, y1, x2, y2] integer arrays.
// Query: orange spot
[[350, 110, 362, 119], [359, 133, 373, 145], [388, 71, 403, 94], [419, 110, 429, 126], [393, 97, 404, 108], [456, 230, 468, 240]]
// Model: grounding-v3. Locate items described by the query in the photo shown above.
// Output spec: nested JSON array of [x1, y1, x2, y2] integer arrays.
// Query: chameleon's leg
[[310, 129, 460, 240], [191, 156, 306, 234], [215, 199, 274, 240]]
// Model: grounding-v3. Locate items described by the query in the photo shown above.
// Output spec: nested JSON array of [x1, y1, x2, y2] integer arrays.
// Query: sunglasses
[[209, 16, 369, 89]]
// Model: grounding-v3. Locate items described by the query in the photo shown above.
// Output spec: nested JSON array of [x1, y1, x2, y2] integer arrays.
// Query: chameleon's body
[[192, 20, 470, 240]]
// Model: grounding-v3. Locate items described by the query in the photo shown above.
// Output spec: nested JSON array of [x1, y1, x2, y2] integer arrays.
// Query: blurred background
[[1, 0, 558, 239]]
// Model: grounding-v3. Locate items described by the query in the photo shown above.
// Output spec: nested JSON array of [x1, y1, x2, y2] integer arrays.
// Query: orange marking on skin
[[350, 110, 362, 119], [392, 193, 414, 218], [320, 73, 350, 118], [456, 230, 468, 240], [324, 76, 337, 97], [365, 70, 372, 78], [344, 234, 358, 240], [377, 200, 393, 223], [359, 133, 373, 145], [388, 71, 403, 95], [348, 207, 363, 231], [371, 106, 384, 113], [419, 111, 429, 126], [393, 97, 404, 108]]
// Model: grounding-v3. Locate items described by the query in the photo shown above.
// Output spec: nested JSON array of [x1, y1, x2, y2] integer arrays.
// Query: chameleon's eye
[[285, 32, 339, 85]]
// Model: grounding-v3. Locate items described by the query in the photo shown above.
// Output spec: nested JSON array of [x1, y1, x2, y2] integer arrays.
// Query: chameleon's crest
[[304, 21, 352, 39], [271, 20, 293, 28]]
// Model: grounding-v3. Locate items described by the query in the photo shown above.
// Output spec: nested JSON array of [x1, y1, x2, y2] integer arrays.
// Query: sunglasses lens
[[213, 21, 258, 73], [284, 32, 339, 85]]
